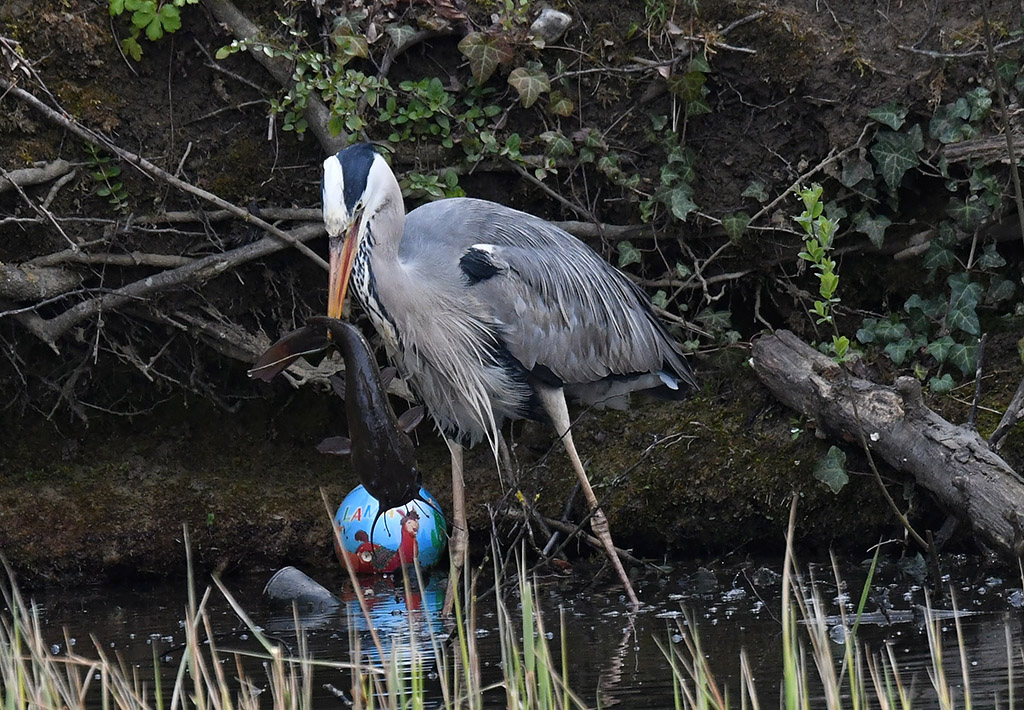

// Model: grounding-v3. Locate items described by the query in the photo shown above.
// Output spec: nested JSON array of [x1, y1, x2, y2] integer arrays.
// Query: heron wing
[[404, 199, 696, 392]]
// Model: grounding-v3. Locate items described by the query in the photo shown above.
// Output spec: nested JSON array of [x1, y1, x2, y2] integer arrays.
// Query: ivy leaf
[[870, 125, 923, 192], [988, 278, 1016, 303], [904, 293, 945, 320], [539, 130, 573, 157], [922, 242, 955, 273], [947, 273, 983, 336], [868, 101, 907, 130], [856, 317, 878, 344], [546, 91, 574, 117], [695, 308, 732, 331], [385, 24, 418, 51], [925, 336, 955, 363], [977, 242, 1006, 269], [873, 318, 909, 343], [965, 87, 992, 121], [929, 374, 955, 394], [742, 180, 768, 202], [947, 342, 979, 376], [929, 99, 971, 144], [651, 290, 668, 309], [947, 195, 989, 231], [885, 337, 917, 365], [853, 211, 891, 248], [617, 240, 642, 268], [840, 155, 874, 187], [457, 32, 511, 84], [664, 183, 697, 221], [814, 446, 848, 494], [507, 66, 550, 108], [722, 212, 750, 243]]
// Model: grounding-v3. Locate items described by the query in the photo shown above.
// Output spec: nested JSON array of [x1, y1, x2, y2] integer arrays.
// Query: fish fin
[[329, 374, 346, 399], [316, 436, 351, 455], [249, 325, 329, 382], [397, 405, 425, 433], [379, 366, 397, 389]]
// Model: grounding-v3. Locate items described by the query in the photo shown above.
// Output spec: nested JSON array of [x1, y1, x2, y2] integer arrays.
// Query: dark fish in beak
[[251, 317, 440, 547]]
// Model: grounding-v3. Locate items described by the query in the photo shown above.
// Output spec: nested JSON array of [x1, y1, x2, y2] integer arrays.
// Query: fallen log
[[751, 329, 1024, 559]]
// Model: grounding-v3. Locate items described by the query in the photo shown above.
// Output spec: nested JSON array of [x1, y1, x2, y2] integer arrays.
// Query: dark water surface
[[22, 554, 1024, 708]]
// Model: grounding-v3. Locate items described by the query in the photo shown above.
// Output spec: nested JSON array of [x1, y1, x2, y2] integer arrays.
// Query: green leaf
[[214, 45, 232, 60], [947, 273, 983, 336], [977, 242, 1006, 269], [651, 290, 668, 309], [988, 278, 1016, 303], [721, 212, 750, 242], [868, 101, 907, 130], [873, 318, 909, 343], [130, 0, 156, 28], [110, 0, 126, 15], [539, 130, 573, 158], [122, 36, 143, 61], [144, 14, 164, 41], [457, 32, 511, 84], [929, 100, 971, 144], [929, 374, 955, 394], [885, 338, 916, 365], [965, 87, 992, 122], [870, 126, 923, 192], [926, 336, 955, 363], [947, 342, 978, 376], [695, 308, 732, 331], [904, 293, 945, 319], [922, 242, 955, 273], [947, 195, 989, 231], [840, 155, 874, 187], [617, 240, 641, 268], [547, 91, 574, 117], [853, 211, 891, 248], [158, 4, 181, 32], [814, 446, 848, 494], [507, 66, 550, 108], [385, 24, 418, 51], [741, 180, 768, 202], [664, 184, 697, 221]]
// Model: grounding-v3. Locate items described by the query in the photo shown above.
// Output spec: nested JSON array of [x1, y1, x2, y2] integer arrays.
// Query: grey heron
[[322, 142, 697, 609]]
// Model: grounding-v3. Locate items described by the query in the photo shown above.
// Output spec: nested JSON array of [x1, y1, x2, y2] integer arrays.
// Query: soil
[[1, 0, 1023, 588]]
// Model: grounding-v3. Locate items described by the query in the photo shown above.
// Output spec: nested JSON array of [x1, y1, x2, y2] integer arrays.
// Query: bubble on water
[[51, 644, 61, 654], [240, 633, 249, 641], [668, 593, 685, 602], [671, 633, 683, 644], [1007, 589, 1024, 608], [475, 629, 489, 637], [829, 625, 847, 645]]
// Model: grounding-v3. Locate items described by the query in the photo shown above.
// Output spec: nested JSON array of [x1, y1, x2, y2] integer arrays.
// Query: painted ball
[[333, 485, 447, 575]]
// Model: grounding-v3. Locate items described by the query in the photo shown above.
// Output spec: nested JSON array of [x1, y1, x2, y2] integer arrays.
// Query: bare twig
[[897, 36, 1024, 59], [990, 375, 1024, 450], [0, 159, 74, 193], [981, 3, 1024, 251], [7, 223, 324, 349], [968, 333, 988, 430], [0, 77, 328, 271]]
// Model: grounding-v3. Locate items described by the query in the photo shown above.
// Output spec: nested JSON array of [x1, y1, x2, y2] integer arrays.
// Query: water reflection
[[19, 554, 1024, 708]]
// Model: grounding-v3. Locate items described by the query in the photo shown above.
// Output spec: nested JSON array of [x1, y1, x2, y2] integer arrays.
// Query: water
[[19, 553, 1024, 708]]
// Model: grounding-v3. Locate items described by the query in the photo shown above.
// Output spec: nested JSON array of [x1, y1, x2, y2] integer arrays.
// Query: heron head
[[322, 143, 394, 318]]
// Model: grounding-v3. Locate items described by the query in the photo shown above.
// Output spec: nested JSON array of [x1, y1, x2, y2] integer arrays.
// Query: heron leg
[[442, 438, 467, 617], [536, 385, 641, 609]]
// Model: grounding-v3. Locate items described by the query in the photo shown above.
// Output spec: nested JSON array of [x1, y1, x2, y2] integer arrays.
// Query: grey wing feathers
[[424, 199, 696, 391]]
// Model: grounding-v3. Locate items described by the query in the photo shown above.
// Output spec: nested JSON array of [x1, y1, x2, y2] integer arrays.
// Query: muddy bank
[[1, 357, 902, 588]]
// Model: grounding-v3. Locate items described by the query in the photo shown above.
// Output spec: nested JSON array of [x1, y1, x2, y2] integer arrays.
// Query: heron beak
[[327, 216, 360, 319]]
